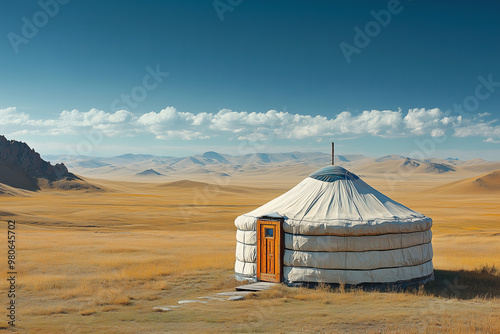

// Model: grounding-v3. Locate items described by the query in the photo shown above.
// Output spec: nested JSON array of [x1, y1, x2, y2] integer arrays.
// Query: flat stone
[[216, 291, 252, 297], [235, 282, 277, 291], [227, 296, 245, 301], [153, 306, 172, 312], [198, 296, 225, 301], [178, 300, 208, 304]]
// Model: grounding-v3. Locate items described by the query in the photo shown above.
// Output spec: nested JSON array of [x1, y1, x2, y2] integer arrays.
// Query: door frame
[[256, 218, 283, 282]]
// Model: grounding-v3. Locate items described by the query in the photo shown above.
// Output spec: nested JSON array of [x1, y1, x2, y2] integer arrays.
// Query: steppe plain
[[1, 154, 499, 333]]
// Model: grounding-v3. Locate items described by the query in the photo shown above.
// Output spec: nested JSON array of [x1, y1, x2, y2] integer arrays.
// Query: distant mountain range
[[42, 151, 500, 182], [3, 134, 500, 194]]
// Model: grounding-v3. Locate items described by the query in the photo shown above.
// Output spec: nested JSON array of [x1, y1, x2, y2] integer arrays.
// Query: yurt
[[234, 165, 433, 286]]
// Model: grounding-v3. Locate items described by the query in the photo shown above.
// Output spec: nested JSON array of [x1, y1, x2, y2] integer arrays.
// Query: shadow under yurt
[[234, 162, 434, 288]]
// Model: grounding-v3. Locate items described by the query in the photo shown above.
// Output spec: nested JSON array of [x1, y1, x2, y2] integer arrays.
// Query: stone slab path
[[154, 282, 273, 312], [235, 282, 277, 292]]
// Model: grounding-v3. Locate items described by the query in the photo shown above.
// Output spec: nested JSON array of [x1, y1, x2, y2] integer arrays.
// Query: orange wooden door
[[257, 219, 282, 282]]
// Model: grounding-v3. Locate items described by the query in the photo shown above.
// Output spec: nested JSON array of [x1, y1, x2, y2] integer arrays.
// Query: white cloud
[[0, 107, 30, 125], [0, 108, 136, 137], [403, 108, 463, 136], [60, 108, 134, 129], [1, 106, 500, 142], [454, 120, 500, 138], [431, 128, 445, 137], [484, 138, 500, 144]]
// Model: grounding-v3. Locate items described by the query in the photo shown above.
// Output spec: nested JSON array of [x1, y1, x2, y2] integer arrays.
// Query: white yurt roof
[[235, 166, 432, 236], [234, 165, 434, 284]]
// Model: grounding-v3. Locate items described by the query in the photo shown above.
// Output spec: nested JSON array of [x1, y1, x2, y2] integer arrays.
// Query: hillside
[[431, 169, 500, 194], [0, 158, 40, 191], [0, 135, 99, 192], [0, 135, 69, 180]]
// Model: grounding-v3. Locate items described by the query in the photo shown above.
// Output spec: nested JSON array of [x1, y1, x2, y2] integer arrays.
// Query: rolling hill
[[0, 135, 100, 193], [431, 169, 500, 194]]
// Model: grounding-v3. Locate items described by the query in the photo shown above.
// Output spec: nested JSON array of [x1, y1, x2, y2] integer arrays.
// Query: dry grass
[[245, 283, 500, 333], [0, 175, 499, 332]]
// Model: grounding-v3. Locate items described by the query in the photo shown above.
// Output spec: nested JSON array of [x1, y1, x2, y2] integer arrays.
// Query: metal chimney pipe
[[331, 142, 334, 165]]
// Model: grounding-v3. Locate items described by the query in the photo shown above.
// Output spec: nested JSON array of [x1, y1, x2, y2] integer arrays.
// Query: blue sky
[[1, 0, 499, 159]]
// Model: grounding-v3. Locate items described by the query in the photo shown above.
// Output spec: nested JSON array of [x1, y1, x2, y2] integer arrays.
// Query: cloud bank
[[1, 106, 499, 142]]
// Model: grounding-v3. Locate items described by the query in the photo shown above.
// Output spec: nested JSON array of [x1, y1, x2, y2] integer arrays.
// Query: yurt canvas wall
[[235, 166, 433, 285]]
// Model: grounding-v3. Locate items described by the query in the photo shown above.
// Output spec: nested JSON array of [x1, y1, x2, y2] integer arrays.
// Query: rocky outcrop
[[423, 162, 455, 173], [201, 151, 229, 164], [0, 135, 69, 181], [400, 157, 421, 169], [0, 135, 101, 193], [136, 169, 163, 176]]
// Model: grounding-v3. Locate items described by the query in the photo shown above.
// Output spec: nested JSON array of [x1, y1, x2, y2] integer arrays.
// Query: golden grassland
[[0, 175, 499, 333]]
